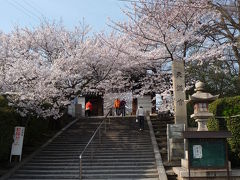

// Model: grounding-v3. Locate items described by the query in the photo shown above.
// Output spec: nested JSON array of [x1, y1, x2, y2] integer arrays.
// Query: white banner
[[10, 126, 25, 162]]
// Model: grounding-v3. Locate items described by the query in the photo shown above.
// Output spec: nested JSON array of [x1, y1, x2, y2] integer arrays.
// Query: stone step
[[29, 157, 156, 163], [25, 161, 156, 166], [163, 161, 181, 167], [152, 130, 167, 133], [11, 173, 159, 179], [150, 115, 178, 180], [156, 137, 167, 141], [151, 120, 168, 123], [9, 179, 78, 180], [166, 168, 178, 180], [44, 146, 153, 150], [35, 154, 155, 159], [21, 165, 157, 170], [40, 149, 153, 154], [11, 178, 159, 180], [38, 152, 155, 157], [16, 169, 158, 174], [157, 141, 167, 147], [152, 127, 167, 131], [83, 169, 158, 174], [151, 121, 173, 125], [151, 119, 169, 121], [159, 148, 167, 154], [51, 139, 151, 143], [48, 142, 153, 146], [11, 174, 79, 179], [85, 147, 154, 150], [32, 156, 155, 161], [81, 173, 159, 179]]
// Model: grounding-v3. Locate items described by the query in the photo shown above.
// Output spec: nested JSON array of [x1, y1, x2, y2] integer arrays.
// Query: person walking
[[136, 106, 145, 131], [120, 99, 126, 116], [114, 98, 120, 116], [85, 100, 93, 117]]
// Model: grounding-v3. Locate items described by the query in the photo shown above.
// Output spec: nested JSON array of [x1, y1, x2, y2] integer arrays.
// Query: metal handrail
[[79, 108, 112, 180]]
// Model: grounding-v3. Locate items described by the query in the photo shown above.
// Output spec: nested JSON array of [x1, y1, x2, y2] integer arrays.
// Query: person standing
[[120, 99, 126, 116], [114, 98, 120, 116], [136, 106, 145, 131], [85, 101, 93, 117]]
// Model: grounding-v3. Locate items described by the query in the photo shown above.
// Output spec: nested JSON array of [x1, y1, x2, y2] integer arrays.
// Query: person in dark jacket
[[120, 99, 126, 116], [136, 106, 145, 131]]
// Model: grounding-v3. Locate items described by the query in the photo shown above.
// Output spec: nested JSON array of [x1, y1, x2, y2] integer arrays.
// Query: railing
[[79, 108, 112, 180]]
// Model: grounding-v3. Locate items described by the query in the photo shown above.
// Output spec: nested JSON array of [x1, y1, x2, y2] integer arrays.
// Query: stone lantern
[[173, 81, 232, 180], [188, 81, 219, 131]]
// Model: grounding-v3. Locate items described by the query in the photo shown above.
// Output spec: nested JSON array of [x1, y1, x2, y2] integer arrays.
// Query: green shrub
[[0, 96, 8, 107], [0, 97, 18, 161], [0, 95, 72, 163], [207, 117, 219, 131], [187, 102, 197, 127], [23, 117, 49, 148], [0, 96, 50, 162], [208, 96, 240, 167]]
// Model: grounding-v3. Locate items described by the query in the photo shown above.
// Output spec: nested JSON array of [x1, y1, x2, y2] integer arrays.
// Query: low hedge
[[0, 96, 18, 162], [208, 96, 240, 167]]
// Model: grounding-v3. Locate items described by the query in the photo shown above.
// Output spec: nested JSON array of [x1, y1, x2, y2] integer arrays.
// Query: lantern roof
[[188, 81, 219, 103]]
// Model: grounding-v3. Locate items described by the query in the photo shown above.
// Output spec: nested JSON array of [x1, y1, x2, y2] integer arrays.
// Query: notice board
[[10, 126, 25, 162], [189, 138, 226, 168]]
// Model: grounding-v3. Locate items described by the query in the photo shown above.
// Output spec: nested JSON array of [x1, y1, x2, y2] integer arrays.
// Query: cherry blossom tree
[[206, 0, 240, 77], [96, 32, 171, 97], [1, 0, 237, 119], [112, 0, 226, 63], [105, 0, 231, 111], [0, 22, 117, 119]]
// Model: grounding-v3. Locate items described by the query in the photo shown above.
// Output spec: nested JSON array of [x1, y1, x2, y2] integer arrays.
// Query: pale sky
[[0, 0, 127, 33]]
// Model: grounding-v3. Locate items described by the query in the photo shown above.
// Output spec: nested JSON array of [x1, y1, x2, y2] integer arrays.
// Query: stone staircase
[[150, 114, 178, 180], [81, 117, 160, 179], [6, 118, 102, 180], [6, 116, 163, 180]]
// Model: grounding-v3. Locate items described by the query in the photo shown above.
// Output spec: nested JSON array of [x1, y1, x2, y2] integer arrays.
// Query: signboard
[[172, 60, 187, 124], [189, 139, 226, 168], [10, 126, 25, 162], [193, 145, 202, 159]]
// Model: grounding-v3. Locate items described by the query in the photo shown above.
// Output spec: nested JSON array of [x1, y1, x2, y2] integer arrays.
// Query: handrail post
[[79, 156, 82, 180], [105, 119, 107, 133], [99, 126, 101, 144], [91, 142, 93, 161]]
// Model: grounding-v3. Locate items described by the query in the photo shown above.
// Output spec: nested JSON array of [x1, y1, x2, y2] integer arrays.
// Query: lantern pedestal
[[191, 112, 214, 131], [195, 119, 208, 131], [173, 131, 232, 180]]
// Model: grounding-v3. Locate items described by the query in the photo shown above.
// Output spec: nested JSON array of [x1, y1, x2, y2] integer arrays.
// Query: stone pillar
[[78, 96, 85, 117], [172, 60, 187, 125], [75, 104, 82, 118], [168, 60, 187, 163]]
